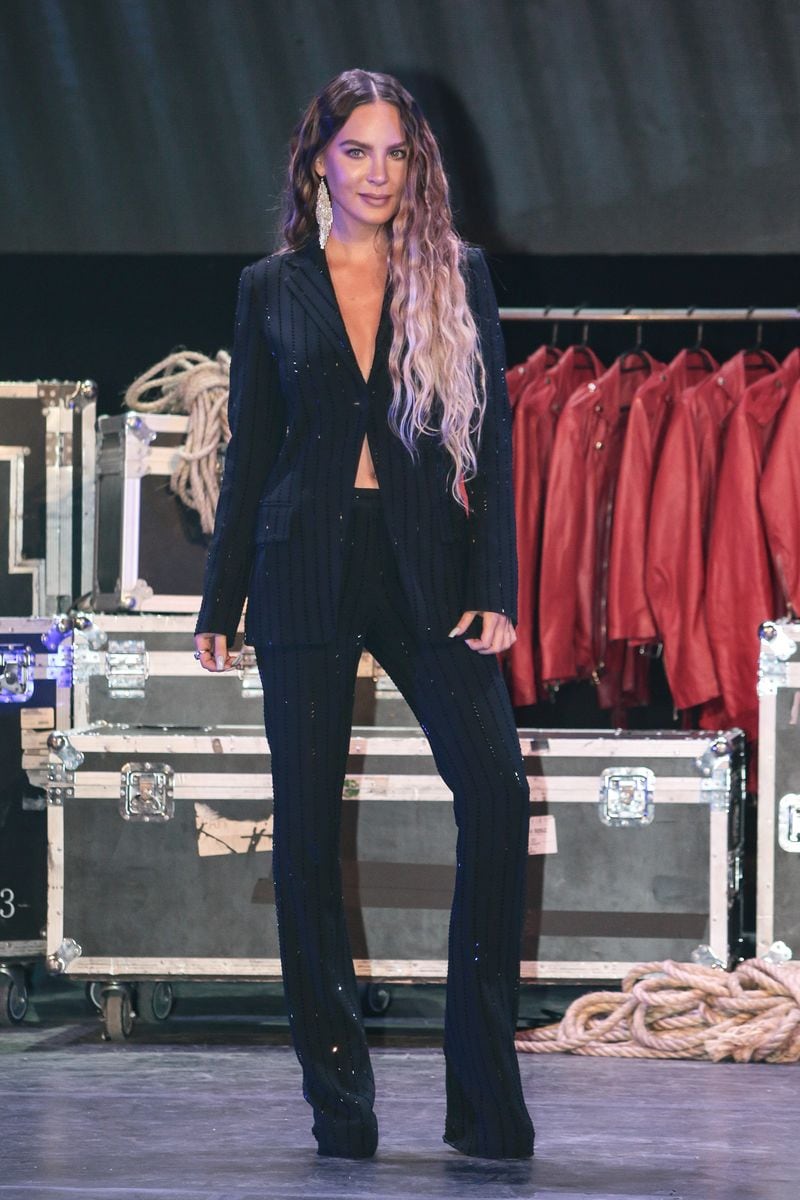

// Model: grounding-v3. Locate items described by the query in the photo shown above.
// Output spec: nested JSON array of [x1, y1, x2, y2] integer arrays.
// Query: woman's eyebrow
[[339, 138, 408, 150]]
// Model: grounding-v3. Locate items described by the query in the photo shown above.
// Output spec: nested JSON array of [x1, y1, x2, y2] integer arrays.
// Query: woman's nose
[[368, 158, 388, 183]]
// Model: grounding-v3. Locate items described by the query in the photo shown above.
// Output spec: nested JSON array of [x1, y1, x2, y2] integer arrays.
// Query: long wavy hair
[[279, 69, 486, 510]]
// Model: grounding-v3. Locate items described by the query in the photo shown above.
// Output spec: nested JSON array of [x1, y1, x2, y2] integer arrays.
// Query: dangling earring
[[316, 176, 333, 249]]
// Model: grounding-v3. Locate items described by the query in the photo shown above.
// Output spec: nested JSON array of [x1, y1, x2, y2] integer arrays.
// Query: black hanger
[[617, 317, 650, 372], [541, 306, 561, 364], [569, 307, 596, 367], [685, 312, 716, 371], [742, 313, 773, 368]]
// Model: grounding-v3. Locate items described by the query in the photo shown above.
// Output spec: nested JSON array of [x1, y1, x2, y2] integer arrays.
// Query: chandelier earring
[[315, 176, 333, 249]]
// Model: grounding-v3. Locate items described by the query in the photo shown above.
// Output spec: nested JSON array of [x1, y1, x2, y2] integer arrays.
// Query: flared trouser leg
[[363, 618, 534, 1158], [256, 632, 377, 1156]]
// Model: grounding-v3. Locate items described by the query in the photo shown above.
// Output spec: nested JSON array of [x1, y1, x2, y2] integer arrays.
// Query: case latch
[[599, 768, 655, 826], [0, 646, 34, 702], [119, 761, 175, 822], [105, 640, 149, 697], [778, 794, 800, 853]]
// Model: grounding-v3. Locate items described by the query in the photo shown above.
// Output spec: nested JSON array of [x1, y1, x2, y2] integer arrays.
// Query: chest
[[328, 264, 387, 383]]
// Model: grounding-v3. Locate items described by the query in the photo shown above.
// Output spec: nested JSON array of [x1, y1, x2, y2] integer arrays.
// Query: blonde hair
[[280, 69, 486, 510]]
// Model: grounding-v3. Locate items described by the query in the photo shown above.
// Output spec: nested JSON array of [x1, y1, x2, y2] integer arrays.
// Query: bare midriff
[[354, 435, 380, 487]]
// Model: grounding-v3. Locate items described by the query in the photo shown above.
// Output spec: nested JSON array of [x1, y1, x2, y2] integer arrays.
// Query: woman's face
[[314, 100, 408, 237]]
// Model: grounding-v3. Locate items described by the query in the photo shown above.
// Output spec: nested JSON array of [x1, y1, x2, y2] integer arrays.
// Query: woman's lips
[[359, 194, 391, 206]]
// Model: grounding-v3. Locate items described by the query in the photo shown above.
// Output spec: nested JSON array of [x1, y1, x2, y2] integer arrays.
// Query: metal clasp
[[119, 762, 175, 822], [778, 794, 800, 853], [599, 768, 655, 827], [0, 645, 33, 702], [105, 640, 149, 697]]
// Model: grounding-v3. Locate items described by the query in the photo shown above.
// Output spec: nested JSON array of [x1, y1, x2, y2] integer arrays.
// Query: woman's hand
[[448, 611, 516, 654], [194, 632, 238, 672]]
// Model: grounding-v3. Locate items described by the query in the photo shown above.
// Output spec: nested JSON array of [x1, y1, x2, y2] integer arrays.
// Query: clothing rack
[[498, 306, 800, 322]]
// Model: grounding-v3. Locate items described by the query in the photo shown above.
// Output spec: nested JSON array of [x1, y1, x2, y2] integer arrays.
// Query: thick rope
[[516, 959, 800, 1063], [124, 350, 231, 534]]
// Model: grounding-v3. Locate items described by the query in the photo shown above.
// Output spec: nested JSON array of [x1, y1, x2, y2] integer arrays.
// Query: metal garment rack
[[497, 306, 800, 322]]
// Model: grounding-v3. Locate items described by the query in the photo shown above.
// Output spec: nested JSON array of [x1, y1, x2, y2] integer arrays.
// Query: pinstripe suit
[[196, 239, 534, 1159], [195, 239, 518, 648]]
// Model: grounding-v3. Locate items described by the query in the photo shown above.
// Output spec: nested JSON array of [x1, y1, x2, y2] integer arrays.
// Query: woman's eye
[[346, 148, 365, 158], [390, 149, 408, 159]]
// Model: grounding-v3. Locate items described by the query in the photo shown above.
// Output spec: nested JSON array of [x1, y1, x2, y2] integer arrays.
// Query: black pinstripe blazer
[[195, 238, 518, 647]]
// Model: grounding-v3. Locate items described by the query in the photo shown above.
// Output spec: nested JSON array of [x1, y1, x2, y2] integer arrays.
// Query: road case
[[756, 620, 800, 956], [92, 413, 212, 613], [0, 617, 73, 1022], [71, 614, 416, 728], [45, 724, 744, 1037], [0, 380, 97, 616]]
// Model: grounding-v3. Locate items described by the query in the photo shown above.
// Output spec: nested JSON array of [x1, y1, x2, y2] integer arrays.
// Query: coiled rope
[[515, 958, 800, 1063], [124, 349, 231, 534]]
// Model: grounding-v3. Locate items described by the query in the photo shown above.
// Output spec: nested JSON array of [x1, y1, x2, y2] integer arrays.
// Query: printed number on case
[[0, 888, 15, 919]]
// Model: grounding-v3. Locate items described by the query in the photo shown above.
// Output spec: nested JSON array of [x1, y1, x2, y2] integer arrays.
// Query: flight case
[[92, 413, 212, 613], [0, 380, 96, 616], [1, 617, 73, 1023], [70, 614, 416, 728], [756, 620, 800, 956], [44, 724, 744, 1038]]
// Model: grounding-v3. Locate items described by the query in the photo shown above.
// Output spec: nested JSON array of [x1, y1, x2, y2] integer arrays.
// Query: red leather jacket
[[706, 350, 800, 741], [506, 345, 560, 409], [608, 349, 717, 646], [646, 350, 777, 714], [503, 345, 604, 705], [760, 367, 800, 620], [539, 351, 663, 707]]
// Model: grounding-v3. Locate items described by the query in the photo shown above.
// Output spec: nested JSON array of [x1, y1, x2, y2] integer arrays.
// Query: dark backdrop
[[3, 0, 800, 255], [4, 0, 800, 408]]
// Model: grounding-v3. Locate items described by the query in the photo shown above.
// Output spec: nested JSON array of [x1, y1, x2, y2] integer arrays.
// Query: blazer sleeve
[[462, 246, 519, 625], [195, 261, 285, 644]]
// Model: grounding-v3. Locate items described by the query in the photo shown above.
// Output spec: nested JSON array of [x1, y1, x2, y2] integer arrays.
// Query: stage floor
[[0, 981, 795, 1200]]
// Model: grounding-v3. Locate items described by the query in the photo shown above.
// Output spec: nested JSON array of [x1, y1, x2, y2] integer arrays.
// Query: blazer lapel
[[285, 239, 392, 391]]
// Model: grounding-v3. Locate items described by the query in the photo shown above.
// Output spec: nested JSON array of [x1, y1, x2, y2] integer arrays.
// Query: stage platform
[[0, 980, 794, 1200]]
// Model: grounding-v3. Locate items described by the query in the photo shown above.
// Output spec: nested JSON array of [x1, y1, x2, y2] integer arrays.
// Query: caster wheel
[[360, 981, 392, 1017], [0, 973, 28, 1026], [102, 990, 133, 1041], [136, 981, 175, 1023], [85, 981, 104, 1013]]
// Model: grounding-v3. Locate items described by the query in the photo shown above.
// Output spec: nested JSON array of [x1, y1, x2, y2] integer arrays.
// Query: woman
[[194, 68, 534, 1161]]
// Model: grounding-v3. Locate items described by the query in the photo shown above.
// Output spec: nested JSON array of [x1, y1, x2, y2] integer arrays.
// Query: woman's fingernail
[[448, 627, 460, 638], [216, 655, 225, 670]]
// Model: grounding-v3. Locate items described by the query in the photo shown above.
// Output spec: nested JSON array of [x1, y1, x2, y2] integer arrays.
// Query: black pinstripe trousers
[[255, 487, 534, 1159]]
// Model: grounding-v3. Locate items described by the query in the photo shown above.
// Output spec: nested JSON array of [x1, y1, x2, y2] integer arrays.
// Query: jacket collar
[[284, 238, 393, 390]]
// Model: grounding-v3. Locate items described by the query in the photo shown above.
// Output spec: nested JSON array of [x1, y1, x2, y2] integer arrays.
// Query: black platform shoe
[[314, 1110, 379, 1159]]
